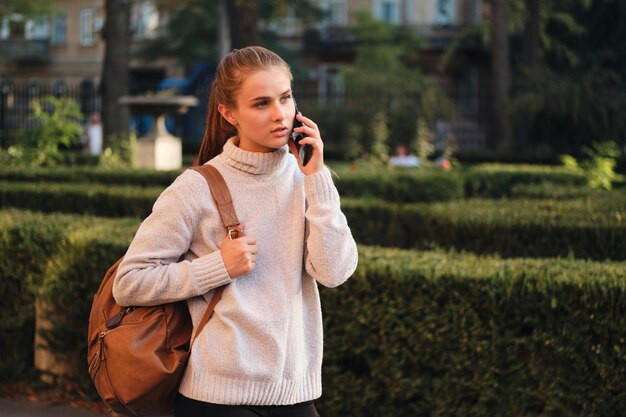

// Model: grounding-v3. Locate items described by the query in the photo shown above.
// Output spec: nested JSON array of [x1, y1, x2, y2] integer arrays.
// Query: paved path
[[0, 398, 110, 417]]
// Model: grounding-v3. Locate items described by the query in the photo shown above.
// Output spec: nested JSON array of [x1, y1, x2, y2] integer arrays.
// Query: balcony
[[1, 39, 51, 63]]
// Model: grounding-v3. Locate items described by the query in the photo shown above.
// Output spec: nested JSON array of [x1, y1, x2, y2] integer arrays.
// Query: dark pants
[[174, 394, 320, 417]]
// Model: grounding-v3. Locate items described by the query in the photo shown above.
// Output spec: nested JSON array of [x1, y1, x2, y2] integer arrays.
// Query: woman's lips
[[271, 127, 289, 137]]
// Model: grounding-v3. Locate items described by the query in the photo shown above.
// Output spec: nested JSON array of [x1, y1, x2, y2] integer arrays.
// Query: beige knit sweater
[[112, 138, 358, 406]]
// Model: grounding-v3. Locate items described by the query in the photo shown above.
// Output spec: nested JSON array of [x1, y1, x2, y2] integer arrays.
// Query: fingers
[[291, 114, 324, 174], [220, 234, 258, 278]]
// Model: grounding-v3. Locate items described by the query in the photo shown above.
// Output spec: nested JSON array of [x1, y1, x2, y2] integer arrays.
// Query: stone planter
[[119, 95, 199, 171]]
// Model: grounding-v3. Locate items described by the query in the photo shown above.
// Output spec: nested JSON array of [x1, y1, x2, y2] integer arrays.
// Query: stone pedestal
[[119, 95, 198, 171], [136, 113, 183, 170]]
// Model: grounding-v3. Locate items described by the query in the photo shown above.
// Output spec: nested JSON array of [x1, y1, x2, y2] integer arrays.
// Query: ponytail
[[198, 85, 236, 165]]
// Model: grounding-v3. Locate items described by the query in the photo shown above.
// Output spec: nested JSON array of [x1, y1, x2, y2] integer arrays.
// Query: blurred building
[[0, 0, 488, 150], [0, 0, 182, 97], [283, 0, 489, 150]]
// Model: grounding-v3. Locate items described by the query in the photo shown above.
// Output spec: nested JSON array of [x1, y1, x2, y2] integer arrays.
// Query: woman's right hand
[[220, 233, 257, 278]]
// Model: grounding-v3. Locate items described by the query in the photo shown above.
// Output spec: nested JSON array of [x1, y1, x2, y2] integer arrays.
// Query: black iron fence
[[0, 80, 100, 147], [0, 79, 488, 152]]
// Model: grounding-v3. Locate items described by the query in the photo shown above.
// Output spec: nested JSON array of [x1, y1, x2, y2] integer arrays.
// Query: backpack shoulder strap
[[189, 164, 241, 347], [192, 164, 240, 239]]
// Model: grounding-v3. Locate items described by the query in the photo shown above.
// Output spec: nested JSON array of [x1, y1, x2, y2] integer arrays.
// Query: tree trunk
[[217, 0, 231, 58], [490, 0, 513, 151], [521, 0, 541, 68], [226, 0, 260, 49], [101, 0, 131, 148]]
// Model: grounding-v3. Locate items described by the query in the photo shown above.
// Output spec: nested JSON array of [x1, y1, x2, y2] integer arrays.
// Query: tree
[[342, 12, 452, 158], [0, 0, 53, 19], [141, 0, 324, 65], [490, 0, 513, 151], [520, 0, 541, 68], [101, 0, 131, 150]]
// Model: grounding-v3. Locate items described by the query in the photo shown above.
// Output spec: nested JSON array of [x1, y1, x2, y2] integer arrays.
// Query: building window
[[321, 0, 347, 26], [434, 0, 456, 26], [1, 14, 25, 39], [0, 17, 9, 40], [80, 8, 97, 45], [318, 65, 344, 104], [132, 1, 159, 39], [25, 17, 49, 40], [51, 12, 67, 45], [374, 0, 400, 24]]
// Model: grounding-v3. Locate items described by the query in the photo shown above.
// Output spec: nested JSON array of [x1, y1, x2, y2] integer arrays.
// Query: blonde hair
[[197, 46, 293, 165]]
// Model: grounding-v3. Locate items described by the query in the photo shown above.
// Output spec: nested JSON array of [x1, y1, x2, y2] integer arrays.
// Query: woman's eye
[[280, 94, 291, 102], [255, 101, 267, 108]]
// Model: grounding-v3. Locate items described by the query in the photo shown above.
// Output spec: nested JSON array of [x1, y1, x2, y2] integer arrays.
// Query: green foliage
[[462, 163, 586, 198], [0, 0, 54, 19], [367, 112, 390, 167], [561, 141, 621, 190], [319, 246, 626, 417], [509, 183, 596, 200], [101, 131, 138, 168], [3, 211, 625, 414], [415, 119, 434, 167], [0, 181, 164, 218], [0, 210, 137, 385], [0, 96, 84, 167], [341, 11, 453, 157], [511, 69, 626, 153], [341, 193, 626, 260]]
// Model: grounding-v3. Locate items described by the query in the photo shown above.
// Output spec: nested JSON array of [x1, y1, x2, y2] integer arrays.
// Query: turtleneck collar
[[219, 137, 289, 175]]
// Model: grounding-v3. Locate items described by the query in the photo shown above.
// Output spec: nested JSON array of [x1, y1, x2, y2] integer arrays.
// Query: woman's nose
[[272, 103, 286, 121]]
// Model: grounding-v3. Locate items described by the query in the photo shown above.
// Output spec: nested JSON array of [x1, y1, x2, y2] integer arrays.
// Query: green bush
[[0, 181, 164, 218], [509, 183, 598, 200], [1, 211, 624, 416], [320, 246, 626, 417], [0, 166, 181, 187], [342, 192, 626, 260], [0, 162, 591, 202], [1, 183, 624, 260], [0, 210, 138, 384], [463, 164, 587, 198], [333, 168, 464, 202]]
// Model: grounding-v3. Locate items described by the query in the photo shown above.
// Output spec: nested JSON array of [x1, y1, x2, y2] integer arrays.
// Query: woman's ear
[[217, 104, 237, 127]]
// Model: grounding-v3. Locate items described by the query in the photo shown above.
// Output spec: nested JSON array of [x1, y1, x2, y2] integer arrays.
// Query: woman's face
[[219, 66, 295, 153]]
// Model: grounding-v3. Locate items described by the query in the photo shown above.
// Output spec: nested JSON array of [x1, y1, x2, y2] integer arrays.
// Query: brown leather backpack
[[87, 165, 240, 417]]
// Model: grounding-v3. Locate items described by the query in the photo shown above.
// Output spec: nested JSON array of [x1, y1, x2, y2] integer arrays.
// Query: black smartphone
[[291, 99, 313, 166]]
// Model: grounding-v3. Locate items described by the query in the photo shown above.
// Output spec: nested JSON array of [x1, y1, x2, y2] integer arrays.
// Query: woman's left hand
[[288, 113, 324, 175]]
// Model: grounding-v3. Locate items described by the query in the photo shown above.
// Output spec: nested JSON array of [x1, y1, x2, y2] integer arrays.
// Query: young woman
[[112, 46, 358, 417]]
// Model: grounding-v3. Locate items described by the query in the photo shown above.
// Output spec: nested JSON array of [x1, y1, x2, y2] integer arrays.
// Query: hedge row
[[0, 181, 163, 218], [2, 182, 622, 260], [343, 193, 626, 260], [461, 164, 588, 198], [0, 210, 138, 382], [1, 210, 624, 416], [0, 163, 589, 202], [0, 166, 180, 187]]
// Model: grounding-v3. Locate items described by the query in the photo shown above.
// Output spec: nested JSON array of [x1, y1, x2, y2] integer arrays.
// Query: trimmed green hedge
[[0, 163, 590, 202], [343, 193, 626, 260], [509, 183, 598, 200], [0, 210, 138, 385], [2, 182, 624, 260], [332, 169, 465, 202], [1, 210, 625, 416], [462, 164, 587, 198], [0, 181, 163, 218], [320, 246, 626, 417], [0, 166, 180, 187]]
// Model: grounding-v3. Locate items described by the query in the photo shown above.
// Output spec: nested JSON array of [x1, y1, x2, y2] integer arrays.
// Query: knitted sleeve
[[112, 171, 232, 307], [303, 167, 358, 287]]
